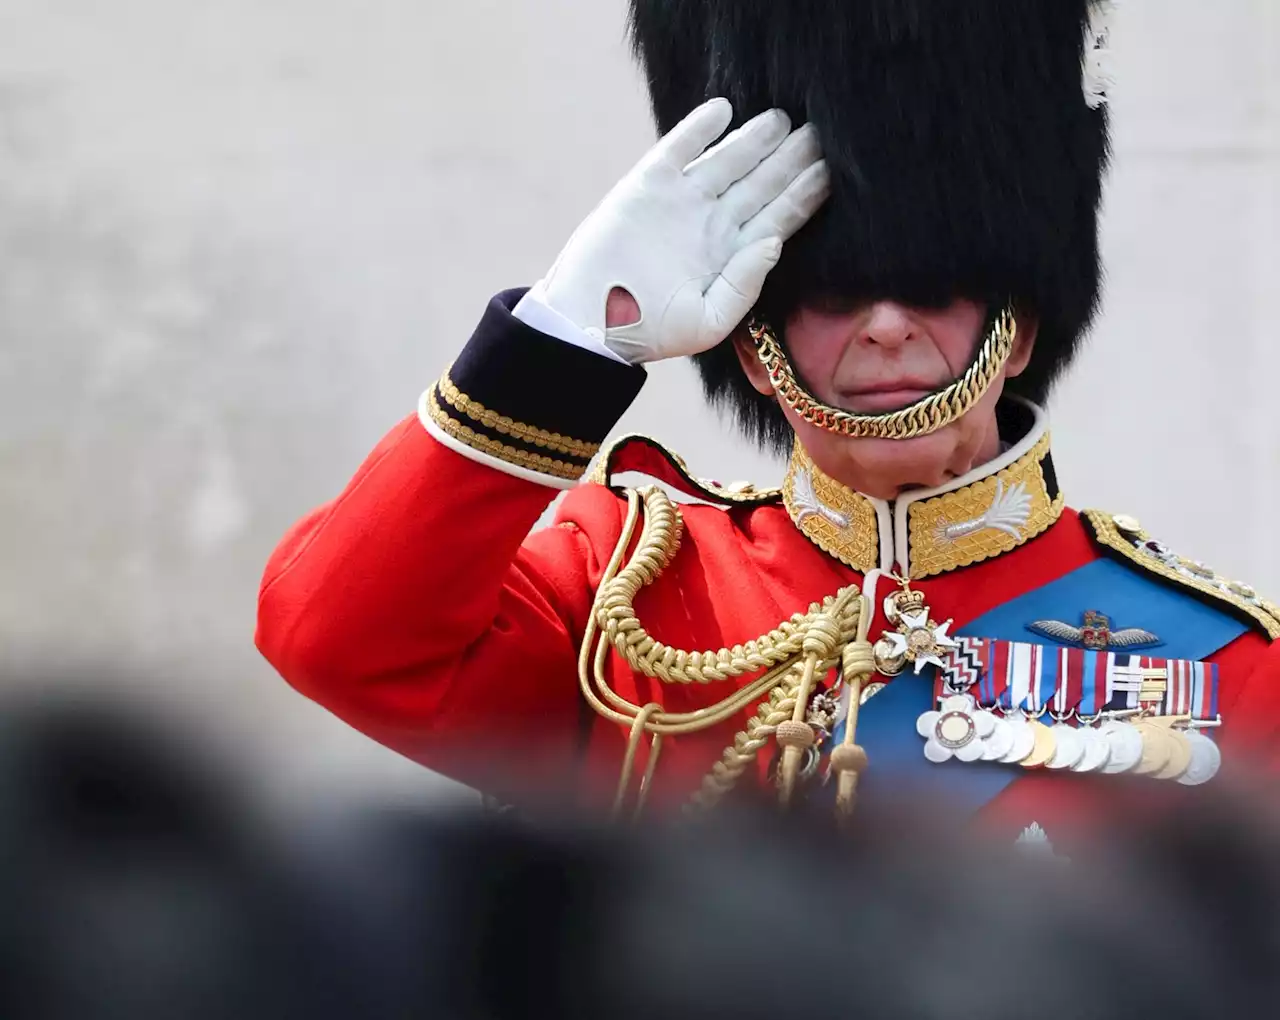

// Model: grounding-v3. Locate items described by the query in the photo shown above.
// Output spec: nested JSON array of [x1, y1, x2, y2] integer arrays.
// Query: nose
[[858, 301, 919, 349]]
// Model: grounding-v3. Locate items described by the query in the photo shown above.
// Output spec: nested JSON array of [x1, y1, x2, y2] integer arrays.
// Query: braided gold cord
[[594, 488, 855, 687], [437, 371, 600, 459], [749, 307, 1016, 441], [578, 485, 864, 817], [591, 631, 814, 734], [689, 672, 802, 812], [425, 388, 585, 480]]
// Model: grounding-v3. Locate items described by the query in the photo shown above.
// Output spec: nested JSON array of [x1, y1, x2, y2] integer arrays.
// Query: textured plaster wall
[[0, 1, 1275, 803]]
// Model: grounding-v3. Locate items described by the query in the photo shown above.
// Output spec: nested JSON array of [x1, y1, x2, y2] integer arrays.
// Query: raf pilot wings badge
[[1028, 610, 1161, 651]]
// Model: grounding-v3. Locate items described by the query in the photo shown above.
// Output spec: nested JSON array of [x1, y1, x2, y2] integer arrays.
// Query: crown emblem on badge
[[886, 587, 926, 618]]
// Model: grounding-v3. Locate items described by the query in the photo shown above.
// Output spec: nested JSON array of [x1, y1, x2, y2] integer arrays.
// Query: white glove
[[525, 98, 830, 365]]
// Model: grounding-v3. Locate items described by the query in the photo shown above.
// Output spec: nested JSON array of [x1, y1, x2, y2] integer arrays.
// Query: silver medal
[[1177, 730, 1222, 786], [1045, 723, 1085, 770], [999, 715, 1037, 765], [980, 712, 1015, 761], [1099, 720, 1143, 774], [1070, 726, 1112, 773]]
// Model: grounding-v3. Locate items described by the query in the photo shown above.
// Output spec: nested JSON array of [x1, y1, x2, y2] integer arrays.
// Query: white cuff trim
[[513, 291, 630, 366]]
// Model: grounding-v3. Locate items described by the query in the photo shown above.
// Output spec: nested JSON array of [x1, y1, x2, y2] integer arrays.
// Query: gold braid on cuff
[[749, 306, 1017, 441]]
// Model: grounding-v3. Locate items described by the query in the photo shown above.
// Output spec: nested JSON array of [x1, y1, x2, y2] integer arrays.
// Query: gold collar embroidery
[[782, 399, 1065, 579]]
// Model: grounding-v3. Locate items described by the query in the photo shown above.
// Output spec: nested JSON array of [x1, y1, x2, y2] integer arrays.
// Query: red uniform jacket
[[257, 292, 1280, 842]]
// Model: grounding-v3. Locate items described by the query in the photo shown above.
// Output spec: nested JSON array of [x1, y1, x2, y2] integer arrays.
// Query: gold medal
[[1141, 715, 1194, 781], [1153, 728, 1193, 781], [1133, 721, 1172, 776], [1019, 720, 1058, 770]]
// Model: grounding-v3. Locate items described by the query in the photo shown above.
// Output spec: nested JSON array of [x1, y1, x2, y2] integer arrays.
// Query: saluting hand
[[527, 98, 830, 365]]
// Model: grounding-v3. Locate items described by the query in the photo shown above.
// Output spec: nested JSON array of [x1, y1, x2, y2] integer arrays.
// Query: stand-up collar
[[782, 398, 1064, 579]]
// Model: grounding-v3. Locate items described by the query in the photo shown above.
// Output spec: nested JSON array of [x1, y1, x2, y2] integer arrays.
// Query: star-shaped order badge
[[873, 582, 960, 676], [881, 609, 960, 673]]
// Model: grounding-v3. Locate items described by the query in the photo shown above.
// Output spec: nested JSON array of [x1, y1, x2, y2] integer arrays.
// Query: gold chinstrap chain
[[748, 306, 1016, 441], [578, 486, 876, 820]]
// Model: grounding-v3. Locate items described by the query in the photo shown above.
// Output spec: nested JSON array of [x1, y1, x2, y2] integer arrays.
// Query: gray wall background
[[0, 1, 1275, 804]]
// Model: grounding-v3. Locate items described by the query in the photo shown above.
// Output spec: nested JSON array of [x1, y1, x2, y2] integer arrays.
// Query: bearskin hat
[[629, 0, 1114, 451]]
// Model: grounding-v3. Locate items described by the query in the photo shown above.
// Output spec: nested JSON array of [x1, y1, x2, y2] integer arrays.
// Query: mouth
[[838, 383, 942, 414]]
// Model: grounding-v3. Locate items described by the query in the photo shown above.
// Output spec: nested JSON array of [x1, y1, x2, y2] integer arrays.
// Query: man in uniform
[[257, 1, 1280, 840]]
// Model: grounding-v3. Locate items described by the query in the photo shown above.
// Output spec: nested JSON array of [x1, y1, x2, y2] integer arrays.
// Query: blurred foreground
[[1, 679, 1278, 1019]]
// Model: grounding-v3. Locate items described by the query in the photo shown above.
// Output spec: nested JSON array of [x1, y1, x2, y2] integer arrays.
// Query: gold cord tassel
[[776, 609, 845, 807], [833, 599, 876, 821]]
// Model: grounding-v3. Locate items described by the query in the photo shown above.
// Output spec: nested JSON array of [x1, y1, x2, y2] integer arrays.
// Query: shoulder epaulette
[[1082, 509, 1280, 641], [588, 433, 781, 506]]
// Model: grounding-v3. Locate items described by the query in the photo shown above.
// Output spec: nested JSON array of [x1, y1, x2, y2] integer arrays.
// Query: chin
[[796, 423, 984, 500]]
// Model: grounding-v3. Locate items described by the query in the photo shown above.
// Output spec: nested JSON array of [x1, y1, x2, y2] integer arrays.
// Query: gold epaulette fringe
[[1083, 509, 1280, 641]]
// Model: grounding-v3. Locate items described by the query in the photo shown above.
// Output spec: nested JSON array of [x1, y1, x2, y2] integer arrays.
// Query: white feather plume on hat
[[1083, 0, 1118, 109]]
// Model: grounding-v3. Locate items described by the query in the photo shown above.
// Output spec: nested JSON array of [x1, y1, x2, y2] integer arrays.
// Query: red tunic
[[256, 292, 1280, 842]]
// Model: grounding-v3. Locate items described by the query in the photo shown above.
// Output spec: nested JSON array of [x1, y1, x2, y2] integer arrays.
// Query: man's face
[[734, 298, 1036, 500]]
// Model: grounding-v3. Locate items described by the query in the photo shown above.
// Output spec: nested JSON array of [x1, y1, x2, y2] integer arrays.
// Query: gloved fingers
[[652, 97, 736, 170], [722, 123, 822, 225], [683, 108, 792, 197], [738, 160, 831, 246], [702, 237, 784, 335]]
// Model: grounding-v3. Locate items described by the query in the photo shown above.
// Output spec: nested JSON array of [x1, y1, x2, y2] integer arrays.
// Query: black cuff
[[425, 290, 647, 482]]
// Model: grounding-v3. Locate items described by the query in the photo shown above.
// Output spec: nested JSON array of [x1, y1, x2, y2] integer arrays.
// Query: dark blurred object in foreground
[[0, 691, 1277, 1019], [0, 694, 296, 1018]]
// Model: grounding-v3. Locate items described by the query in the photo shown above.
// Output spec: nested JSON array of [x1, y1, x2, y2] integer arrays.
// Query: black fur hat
[[629, 0, 1113, 451]]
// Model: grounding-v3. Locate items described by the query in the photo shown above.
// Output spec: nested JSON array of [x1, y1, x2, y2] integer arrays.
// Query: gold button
[[872, 637, 907, 676], [1112, 514, 1142, 535], [725, 480, 756, 494]]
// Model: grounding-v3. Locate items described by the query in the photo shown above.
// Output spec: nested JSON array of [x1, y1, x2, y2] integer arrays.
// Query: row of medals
[[874, 586, 1222, 787], [916, 691, 1221, 786]]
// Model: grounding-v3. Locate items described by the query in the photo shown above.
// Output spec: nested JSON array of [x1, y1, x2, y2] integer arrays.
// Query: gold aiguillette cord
[[578, 485, 874, 821]]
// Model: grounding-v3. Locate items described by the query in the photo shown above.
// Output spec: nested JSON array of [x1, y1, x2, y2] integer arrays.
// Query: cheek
[[930, 305, 989, 371], [781, 318, 847, 391]]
